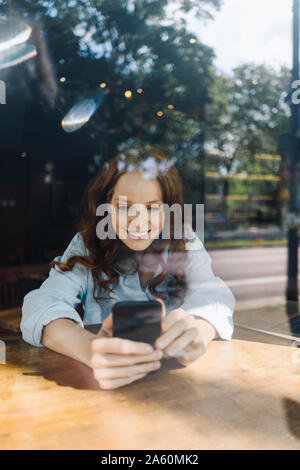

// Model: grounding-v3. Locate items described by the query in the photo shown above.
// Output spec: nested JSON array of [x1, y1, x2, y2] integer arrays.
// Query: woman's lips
[[127, 230, 150, 240]]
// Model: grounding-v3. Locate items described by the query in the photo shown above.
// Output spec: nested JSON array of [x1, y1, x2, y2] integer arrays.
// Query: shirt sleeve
[[20, 232, 89, 347], [180, 234, 236, 340]]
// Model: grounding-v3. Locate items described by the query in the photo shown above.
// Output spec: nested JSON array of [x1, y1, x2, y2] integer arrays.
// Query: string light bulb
[[124, 90, 132, 99], [100, 82, 106, 88], [157, 111, 163, 117], [60, 77, 66, 82]]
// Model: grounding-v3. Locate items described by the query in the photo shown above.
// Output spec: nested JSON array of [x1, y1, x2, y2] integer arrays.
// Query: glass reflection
[[0, 17, 36, 70], [0, 42, 37, 70], [61, 89, 107, 133], [0, 17, 32, 52]]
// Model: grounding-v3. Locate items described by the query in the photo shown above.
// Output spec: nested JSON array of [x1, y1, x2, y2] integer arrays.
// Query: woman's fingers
[[97, 312, 113, 337], [160, 307, 186, 333], [96, 372, 149, 390], [164, 328, 198, 357], [90, 337, 162, 391], [155, 316, 195, 350], [177, 343, 206, 366], [93, 360, 161, 381], [155, 297, 167, 321], [90, 349, 163, 368], [91, 337, 153, 356]]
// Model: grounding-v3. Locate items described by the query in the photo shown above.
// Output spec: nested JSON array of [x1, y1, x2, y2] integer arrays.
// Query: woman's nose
[[128, 205, 150, 231], [135, 223, 149, 232]]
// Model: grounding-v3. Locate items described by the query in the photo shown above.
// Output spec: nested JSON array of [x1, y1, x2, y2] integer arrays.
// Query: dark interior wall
[[0, 183, 31, 266], [0, 84, 88, 265]]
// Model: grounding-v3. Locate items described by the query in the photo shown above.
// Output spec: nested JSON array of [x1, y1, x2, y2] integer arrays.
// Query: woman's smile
[[110, 171, 165, 251], [127, 229, 151, 240]]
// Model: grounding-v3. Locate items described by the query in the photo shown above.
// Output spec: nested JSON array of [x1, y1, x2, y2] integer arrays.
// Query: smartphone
[[112, 300, 162, 346], [112, 300, 185, 371]]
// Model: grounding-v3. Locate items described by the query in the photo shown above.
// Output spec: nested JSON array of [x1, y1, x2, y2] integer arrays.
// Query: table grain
[[1, 326, 300, 450]]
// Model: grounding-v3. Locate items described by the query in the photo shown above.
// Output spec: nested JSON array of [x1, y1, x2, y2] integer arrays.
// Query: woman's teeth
[[127, 230, 149, 240]]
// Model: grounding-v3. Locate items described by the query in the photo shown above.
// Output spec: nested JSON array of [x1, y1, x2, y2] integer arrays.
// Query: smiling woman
[[50, 146, 189, 304], [21, 145, 236, 390]]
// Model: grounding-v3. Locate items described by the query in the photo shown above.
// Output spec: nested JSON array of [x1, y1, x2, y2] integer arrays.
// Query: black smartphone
[[112, 300, 162, 346], [112, 300, 185, 371]]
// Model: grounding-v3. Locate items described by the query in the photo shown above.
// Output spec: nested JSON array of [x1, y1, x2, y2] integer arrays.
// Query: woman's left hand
[[154, 299, 217, 367]]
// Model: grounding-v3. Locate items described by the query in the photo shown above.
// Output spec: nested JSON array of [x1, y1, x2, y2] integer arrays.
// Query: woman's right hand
[[89, 313, 163, 390]]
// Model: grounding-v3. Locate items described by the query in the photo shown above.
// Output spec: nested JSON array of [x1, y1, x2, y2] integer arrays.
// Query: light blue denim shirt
[[21, 230, 236, 347]]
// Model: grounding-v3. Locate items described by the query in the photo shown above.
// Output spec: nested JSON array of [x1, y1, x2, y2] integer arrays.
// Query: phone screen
[[112, 300, 162, 346], [112, 300, 186, 371]]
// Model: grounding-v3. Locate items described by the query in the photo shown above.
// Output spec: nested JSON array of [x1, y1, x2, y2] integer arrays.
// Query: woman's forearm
[[42, 318, 96, 367]]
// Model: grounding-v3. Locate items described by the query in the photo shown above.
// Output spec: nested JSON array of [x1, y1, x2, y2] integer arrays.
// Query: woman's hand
[[89, 313, 163, 390], [154, 299, 217, 367]]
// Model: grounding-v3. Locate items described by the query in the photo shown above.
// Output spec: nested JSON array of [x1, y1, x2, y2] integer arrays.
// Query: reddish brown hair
[[50, 146, 189, 303]]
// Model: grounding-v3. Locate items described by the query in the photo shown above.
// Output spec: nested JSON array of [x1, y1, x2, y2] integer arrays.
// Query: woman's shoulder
[[59, 231, 90, 262], [73, 231, 87, 249]]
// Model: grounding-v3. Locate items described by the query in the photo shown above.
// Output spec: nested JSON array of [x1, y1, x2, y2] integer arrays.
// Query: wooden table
[[1, 326, 300, 450], [0, 307, 21, 333]]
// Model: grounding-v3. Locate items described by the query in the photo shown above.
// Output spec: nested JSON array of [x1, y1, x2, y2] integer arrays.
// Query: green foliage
[[204, 63, 290, 223], [1, 0, 219, 162], [0, 1, 291, 226]]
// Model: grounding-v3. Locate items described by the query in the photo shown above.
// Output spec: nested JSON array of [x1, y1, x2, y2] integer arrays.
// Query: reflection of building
[[279, 162, 290, 225], [0, 91, 92, 267], [205, 153, 283, 226]]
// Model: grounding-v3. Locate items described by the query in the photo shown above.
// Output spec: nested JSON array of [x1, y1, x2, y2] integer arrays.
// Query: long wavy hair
[[50, 146, 190, 304]]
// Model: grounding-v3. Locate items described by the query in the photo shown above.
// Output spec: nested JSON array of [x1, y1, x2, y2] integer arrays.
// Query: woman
[[21, 146, 236, 390]]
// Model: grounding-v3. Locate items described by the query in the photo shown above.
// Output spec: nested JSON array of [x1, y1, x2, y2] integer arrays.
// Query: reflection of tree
[[0, 1, 225, 229], [0, 0, 225, 257], [1, 0, 220, 157], [204, 64, 290, 223]]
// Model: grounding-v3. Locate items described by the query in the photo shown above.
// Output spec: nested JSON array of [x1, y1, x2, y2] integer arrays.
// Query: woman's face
[[110, 171, 165, 251]]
